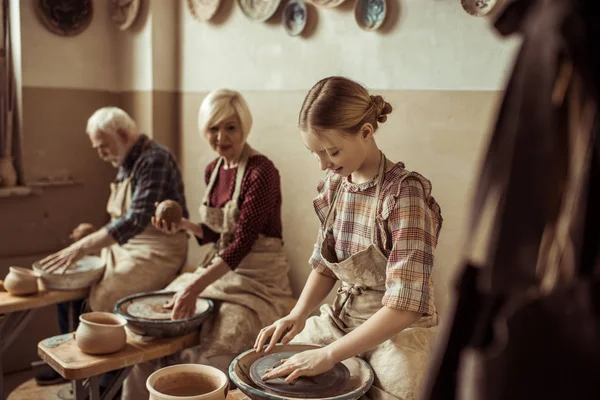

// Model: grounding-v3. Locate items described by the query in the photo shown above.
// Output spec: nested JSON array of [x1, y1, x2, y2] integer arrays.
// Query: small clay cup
[[147, 364, 229, 400], [75, 312, 127, 355], [4, 267, 40, 296]]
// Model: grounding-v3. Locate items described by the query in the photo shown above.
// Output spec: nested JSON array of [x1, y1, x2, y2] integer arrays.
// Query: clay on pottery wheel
[[127, 295, 210, 320], [250, 351, 350, 398], [3, 267, 39, 296], [155, 200, 183, 229], [147, 364, 229, 400], [75, 312, 127, 355], [70, 223, 96, 242]]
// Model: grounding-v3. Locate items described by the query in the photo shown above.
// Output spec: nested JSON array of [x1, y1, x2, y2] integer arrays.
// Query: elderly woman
[[122, 89, 293, 399]]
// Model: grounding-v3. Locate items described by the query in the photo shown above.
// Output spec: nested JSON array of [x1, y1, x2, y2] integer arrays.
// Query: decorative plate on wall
[[238, 0, 281, 22], [282, 0, 307, 36], [355, 0, 386, 31], [461, 0, 498, 17], [110, 0, 141, 31], [187, 0, 222, 22], [307, 0, 345, 9], [35, 0, 93, 37]]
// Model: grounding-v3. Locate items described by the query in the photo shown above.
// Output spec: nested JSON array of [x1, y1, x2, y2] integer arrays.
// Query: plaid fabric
[[309, 161, 443, 316], [106, 135, 189, 245]]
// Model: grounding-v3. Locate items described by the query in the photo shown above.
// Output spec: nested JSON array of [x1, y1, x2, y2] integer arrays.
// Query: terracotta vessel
[[75, 312, 127, 354], [147, 364, 229, 400], [0, 157, 17, 187], [4, 267, 39, 295]]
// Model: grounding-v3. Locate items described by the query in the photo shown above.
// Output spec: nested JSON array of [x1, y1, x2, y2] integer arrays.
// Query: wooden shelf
[[0, 186, 39, 198], [0, 178, 82, 198]]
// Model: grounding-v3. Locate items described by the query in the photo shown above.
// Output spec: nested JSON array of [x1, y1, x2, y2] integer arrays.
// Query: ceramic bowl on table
[[229, 343, 374, 400], [3, 266, 40, 296], [75, 311, 127, 355], [147, 364, 229, 400], [32, 255, 105, 291]]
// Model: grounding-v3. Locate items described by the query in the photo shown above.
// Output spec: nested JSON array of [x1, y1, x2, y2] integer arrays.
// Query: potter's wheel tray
[[250, 351, 351, 398], [114, 291, 214, 338]]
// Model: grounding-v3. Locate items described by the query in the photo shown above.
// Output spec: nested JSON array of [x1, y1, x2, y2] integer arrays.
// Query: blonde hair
[[86, 107, 137, 136], [299, 77, 392, 135], [198, 89, 253, 138]]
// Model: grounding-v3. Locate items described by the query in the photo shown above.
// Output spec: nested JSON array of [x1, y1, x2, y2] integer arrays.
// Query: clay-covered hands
[[260, 348, 336, 384], [38, 242, 86, 274], [254, 313, 308, 354]]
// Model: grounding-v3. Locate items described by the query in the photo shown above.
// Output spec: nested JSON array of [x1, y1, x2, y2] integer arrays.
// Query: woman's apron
[[122, 147, 294, 400], [88, 155, 188, 313], [293, 155, 439, 400]]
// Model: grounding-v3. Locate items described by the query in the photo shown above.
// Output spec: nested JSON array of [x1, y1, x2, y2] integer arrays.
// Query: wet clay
[[155, 373, 219, 396], [155, 200, 183, 229]]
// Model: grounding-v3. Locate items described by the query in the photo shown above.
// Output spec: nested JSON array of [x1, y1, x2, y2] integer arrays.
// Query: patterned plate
[[238, 0, 282, 22], [282, 0, 307, 36], [307, 0, 345, 9], [354, 0, 386, 31], [35, 0, 93, 37], [249, 351, 351, 398], [461, 0, 498, 17], [110, 0, 141, 31], [187, 0, 222, 22]]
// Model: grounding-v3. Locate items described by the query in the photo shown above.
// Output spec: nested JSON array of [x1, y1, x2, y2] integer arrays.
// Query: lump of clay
[[70, 223, 96, 242], [155, 200, 183, 229]]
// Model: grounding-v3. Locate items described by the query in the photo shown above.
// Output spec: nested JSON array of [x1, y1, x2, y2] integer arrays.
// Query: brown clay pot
[[75, 312, 127, 354], [147, 364, 229, 400], [3, 267, 39, 295]]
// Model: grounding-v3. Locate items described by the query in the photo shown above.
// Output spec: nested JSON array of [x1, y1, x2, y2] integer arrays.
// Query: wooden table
[[38, 330, 199, 400], [0, 281, 87, 400]]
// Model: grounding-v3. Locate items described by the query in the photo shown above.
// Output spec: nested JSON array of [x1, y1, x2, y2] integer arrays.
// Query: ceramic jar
[[147, 364, 229, 400], [75, 312, 127, 354], [3, 267, 39, 295]]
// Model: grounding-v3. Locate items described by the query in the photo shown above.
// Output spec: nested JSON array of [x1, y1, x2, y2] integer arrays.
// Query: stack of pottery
[[75, 312, 128, 355], [3, 267, 40, 296], [147, 364, 229, 400]]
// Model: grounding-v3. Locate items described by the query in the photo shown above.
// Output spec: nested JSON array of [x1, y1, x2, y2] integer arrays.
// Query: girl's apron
[[89, 159, 188, 313], [123, 147, 293, 399], [293, 154, 439, 400]]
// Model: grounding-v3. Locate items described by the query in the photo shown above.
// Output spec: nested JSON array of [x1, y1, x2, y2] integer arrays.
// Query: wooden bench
[[37, 330, 199, 399]]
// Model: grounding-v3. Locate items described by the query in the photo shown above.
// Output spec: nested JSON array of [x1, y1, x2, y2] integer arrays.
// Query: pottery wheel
[[126, 295, 210, 320], [249, 351, 350, 398]]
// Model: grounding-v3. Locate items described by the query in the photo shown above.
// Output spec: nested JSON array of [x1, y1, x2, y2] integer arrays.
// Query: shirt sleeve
[[382, 177, 438, 315], [105, 153, 170, 245], [309, 226, 338, 279], [218, 161, 280, 269]]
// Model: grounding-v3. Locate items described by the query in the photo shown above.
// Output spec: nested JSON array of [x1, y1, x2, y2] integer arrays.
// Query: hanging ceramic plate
[[187, 0, 222, 22], [238, 0, 281, 22], [354, 0, 386, 31], [461, 0, 498, 17], [308, 0, 345, 8], [35, 0, 93, 37], [282, 0, 307, 36], [110, 0, 141, 31]]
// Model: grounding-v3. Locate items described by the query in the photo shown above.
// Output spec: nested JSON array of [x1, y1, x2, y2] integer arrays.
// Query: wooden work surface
[[227, 389, 250, 399], [38, 330, 199, 380], [0, 280, 88, 314]]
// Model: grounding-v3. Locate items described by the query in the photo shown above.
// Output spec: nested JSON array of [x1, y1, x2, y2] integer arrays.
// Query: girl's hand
[[254, 312, 307, 354], [261, 348, 336, 384]]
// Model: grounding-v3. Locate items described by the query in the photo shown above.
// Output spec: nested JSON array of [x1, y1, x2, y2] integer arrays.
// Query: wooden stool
[[38, 330, 199, 400]]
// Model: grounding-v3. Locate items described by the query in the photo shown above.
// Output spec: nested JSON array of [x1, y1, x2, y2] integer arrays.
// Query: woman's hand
[[163, 282, 202, 320], [254, 312, 307, 354], [38, 243, 86, 274], [261, 348, 336, 384]]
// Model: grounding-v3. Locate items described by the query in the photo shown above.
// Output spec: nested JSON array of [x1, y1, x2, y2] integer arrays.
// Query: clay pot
[[4, 267, 39, 295], [75, 312, 127, 354], [147, 364, 229, 400], [155, 200, 183, 229]]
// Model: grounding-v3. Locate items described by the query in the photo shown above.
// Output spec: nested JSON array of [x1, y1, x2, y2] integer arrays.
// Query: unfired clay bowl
[[3, 267, 40, 296], [75, 312, 127, 355], [33, 255, 105, 291], [147, 364, 229, 400], [229, 344, 374, 400]]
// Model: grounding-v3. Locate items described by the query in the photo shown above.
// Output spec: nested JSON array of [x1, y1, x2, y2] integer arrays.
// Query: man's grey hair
[[86, 107, 137, 137]]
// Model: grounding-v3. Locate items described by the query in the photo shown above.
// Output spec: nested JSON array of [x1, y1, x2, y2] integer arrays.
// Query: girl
[[254, 77, 443, 400]]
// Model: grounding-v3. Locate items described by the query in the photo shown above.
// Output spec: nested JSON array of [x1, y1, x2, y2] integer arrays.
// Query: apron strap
[[202, 157, 224, 206], [231, 144, 250, 204]]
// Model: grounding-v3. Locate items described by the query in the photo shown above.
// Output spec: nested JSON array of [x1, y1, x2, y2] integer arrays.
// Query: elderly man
[[35, 107, 189, 385]]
